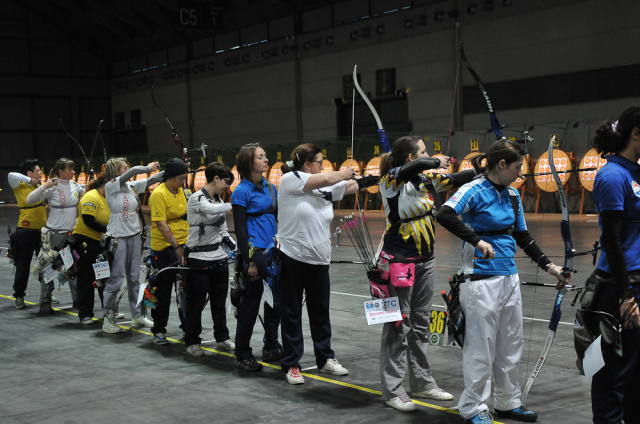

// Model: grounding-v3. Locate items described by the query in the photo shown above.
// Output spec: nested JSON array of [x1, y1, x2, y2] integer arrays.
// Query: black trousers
[[72, 234, 105, 320], [234, 248, 281, 360], [277, 252, 334, 371], [12, 227, 41, 299], [592, 283, 640, 424], [183, 257, 231, 347], [150, 247, 185, 335]]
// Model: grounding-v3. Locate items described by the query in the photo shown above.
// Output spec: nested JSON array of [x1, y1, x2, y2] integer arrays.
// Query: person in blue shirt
[[591, 106, 640, 424], [231, 143, 282, 371], [436, 139, 566, 424]]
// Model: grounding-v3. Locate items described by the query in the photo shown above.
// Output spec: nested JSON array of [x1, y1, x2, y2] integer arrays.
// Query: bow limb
[[59, 119, 92, 177], [522, 137, 571, 408], [460, 41, 504, 141], [88, 119, 104, 172], [353, 65, 391, 153], [151, 86, 189, 163]]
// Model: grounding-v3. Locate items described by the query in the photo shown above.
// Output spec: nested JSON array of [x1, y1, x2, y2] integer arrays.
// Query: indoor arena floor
[[0, 204, 600, 424]]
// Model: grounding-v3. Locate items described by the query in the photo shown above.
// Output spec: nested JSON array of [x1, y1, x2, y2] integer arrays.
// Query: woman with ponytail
[[276, 143, 377, 385], [590, 106, 640, 424], [436, 139, 567, 424], [377, 135, 474, 412]]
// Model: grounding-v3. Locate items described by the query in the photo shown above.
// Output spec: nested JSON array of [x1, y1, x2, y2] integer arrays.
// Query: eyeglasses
[[223, 178, 231, 185], [312, 160, 323, 166]]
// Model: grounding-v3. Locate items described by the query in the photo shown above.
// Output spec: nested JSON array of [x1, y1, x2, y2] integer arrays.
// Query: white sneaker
[[81, 317, 95, 325], [319, 358, 348, 376], [216, 339, 235, 351], [131, 316, 154, 327], [413, 387, 454, 401], [186, 344, 204, 357], [386, 394, 417, 412], [102, 316, 122, 333], [286, 367, 305, 385], [114, 312, 125, 319]]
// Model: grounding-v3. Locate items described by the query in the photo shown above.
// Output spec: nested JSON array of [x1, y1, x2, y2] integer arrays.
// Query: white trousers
[[458, 274, 524, 419]]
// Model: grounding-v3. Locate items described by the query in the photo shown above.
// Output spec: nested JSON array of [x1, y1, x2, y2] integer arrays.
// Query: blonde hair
[[104, 157, 127, 180]]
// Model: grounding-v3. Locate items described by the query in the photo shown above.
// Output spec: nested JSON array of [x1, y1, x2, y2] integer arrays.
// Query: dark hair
[[470, 139, 525, 173], [593, 106, 640, 157], [50, 157, 75, 178], [205, 162, 233, 184], [281, 143, 322, 174], [236, 143, 263, 181], [19, 159, 39, 175], [380, 136, 423, 176], [86, 173, 108, 191]]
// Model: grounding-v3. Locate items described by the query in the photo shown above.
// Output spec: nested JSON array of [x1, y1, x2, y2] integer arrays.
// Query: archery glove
[[356, 175, 380, 189]]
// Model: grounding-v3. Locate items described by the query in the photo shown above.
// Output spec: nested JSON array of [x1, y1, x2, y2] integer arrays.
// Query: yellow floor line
[[2, 294, 506, 422]]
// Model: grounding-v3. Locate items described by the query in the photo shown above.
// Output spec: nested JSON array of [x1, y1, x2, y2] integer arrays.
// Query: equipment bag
[[442, 272, 466, 347]]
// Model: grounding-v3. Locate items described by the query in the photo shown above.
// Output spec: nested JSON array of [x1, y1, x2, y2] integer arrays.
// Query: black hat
[[164, 158, 189, 179]]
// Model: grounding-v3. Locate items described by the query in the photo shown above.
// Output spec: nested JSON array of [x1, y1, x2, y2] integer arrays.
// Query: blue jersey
[[230, 177, 277, 249], [443, 177, 526, 275], [593, 155, 640, 274]]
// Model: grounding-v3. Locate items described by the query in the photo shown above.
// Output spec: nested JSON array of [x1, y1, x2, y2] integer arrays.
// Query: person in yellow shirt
[[8, 159, 47, 309], [148, 158, 190, 345], [72, 173, 110, 325]]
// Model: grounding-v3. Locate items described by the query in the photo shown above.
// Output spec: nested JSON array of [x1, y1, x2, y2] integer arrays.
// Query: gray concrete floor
[[0, 204, 598, 424]]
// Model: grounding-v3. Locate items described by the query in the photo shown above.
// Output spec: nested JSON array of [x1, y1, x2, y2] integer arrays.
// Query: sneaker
[[236, 356, 263, 372], [102, 315, 123, 333], [286, 367, 305, 385], [114, 312, 125, 319], [131, 316, 154, 327], [465, 410, 494, 424], [153, 333, 169, 345], [186, 344, 205, 357], [15, 297, 25, 309], [494, 406, 538, 422], [216, 339, 235, 352], [261, 347, 282, 362], [81, 317, 95, 325], [319, 358, 348, 376], [38, 303, 54, 314], [413, 387, 454, 401], [385, 393, 417, 412], [51, 296, 60, 304]]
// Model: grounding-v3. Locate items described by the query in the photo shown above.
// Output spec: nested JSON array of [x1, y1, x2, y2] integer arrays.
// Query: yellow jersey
[[149, 183, 189, 251], [73, 189, 110, 241], [13, 182, 46, 229]]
